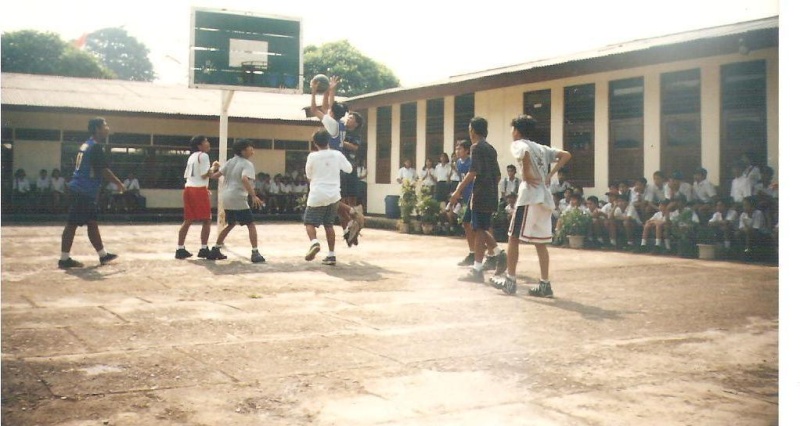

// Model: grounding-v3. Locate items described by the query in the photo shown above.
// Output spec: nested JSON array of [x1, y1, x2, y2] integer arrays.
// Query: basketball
[[311, 74, 330, 93]]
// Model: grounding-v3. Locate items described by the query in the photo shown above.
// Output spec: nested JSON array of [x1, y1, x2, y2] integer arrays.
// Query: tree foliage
[[84, 27, 155, 81], [303, 40, 399, 97], [1, 30, 113, 78]]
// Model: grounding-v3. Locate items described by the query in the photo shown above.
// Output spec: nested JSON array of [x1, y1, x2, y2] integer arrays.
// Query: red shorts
[[183, 186, 211, 221]]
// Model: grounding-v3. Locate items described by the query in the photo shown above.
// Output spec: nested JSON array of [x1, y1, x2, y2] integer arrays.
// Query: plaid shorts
[[303, 202, 338, 227]]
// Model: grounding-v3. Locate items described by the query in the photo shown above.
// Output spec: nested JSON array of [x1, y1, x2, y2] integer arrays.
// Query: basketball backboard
[[189, 7, 303, 94]]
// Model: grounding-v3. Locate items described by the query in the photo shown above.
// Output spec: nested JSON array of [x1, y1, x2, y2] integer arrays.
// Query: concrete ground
[[1, 221, 779, 425]]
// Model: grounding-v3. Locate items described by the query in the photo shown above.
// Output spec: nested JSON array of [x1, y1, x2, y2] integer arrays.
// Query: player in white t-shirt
[[303, 129, 353, 266], [490, 115, 571, 298], [175, 136, 220, 260]]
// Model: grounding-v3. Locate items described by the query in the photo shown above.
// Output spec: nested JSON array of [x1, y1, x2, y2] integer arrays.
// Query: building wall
[[2, 110, 317, 208], [360, 47, 778, 212]]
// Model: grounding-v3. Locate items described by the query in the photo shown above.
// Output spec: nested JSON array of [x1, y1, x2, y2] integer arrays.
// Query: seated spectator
[[292, 177, 308, 212], [644, 171, 668, 218], [639, 199, 672, 253], [264, 173, 280, 213], [549, 168, 573, 195], [600, 192, 619, 247], [630, 177, 650, 221], [51, 168, 66, 213], [12, 168, 32, 213], [553, 192, 587, 245], [585, 195, 607, 248], [604, 181, 620, 205], [35, 168, 52, 212], [122, 172, 142, 212], [666, 171, 693, 207], [608, 194, 642, 250], [754, 165, 778, 230], [691, 167, 717, 222], [737, 195, 771, 258], [504, 193, 517, 219], [618, 179, 632, 203], [279, 175, 293, 213], [708, 197, 739, 252], [730, 161, 750, 206]]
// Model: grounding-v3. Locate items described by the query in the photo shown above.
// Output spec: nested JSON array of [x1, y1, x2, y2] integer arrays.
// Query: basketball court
[[1, 222, 778, 425]]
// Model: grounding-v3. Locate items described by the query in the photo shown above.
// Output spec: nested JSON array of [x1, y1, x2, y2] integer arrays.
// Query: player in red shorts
[[175, 135, 220, 259]]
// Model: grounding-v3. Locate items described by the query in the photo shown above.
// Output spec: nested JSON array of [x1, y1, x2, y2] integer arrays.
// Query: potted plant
[[560, 208, 592, 249], [416, 191, 441, 235], [397, 179, 417, 233]]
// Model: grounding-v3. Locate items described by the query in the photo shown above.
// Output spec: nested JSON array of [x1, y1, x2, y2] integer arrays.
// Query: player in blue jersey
[[58, 117, 125, 269]]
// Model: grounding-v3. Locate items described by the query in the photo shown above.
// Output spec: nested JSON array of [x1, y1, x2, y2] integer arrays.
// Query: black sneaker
[[489, 275, 505, 290], [528, 280, 554, 298], [251, 250, 265, 263], [99, 253, 118, 265], [175, 248, 193, 259], [322, 255, 336, 266], [207, 247, 227, 260], [494, 250, 508, 275], [305, 242, 321, 261], [458, 268, 485, 284], [457, 252, 475, 266], [484, 254, 498, 270], [58, 258, 84, 269], [501, 276, 517, 295], [197, 247, 211, 258]]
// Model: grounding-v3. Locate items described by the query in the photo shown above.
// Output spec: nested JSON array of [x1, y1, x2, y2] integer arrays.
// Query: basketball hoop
[[240, 61, 269, 85]]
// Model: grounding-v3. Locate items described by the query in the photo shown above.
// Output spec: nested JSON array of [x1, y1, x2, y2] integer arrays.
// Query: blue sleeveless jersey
[[329, 121, 346, 152], [68, 138, 104, 197]]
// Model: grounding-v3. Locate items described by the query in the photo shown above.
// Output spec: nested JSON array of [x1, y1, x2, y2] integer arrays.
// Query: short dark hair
[[694, 167, 708, 178], [653, 170, 665, 179], [469, 117, 488, 137], [331, 102, 349, 121], [507, 164, 517, 172], [659, 199, 671, 206], [190, 135, 207, 152], [587, 195, 599, 204], [636, 177, 648, 185], [232, 139, 254, 156], [350, 111, 364, 131], [312, 129, 331, 148], [458, 139, 471, 151], [510, 114, 537, 140], [88, 117, 106, 134]]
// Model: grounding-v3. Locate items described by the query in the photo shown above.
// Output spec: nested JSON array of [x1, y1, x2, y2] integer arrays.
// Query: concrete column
[[416, 99, 427, 167], [700, 64, 722, 184], [551, 84, 565, 151], [643, 73, 661, 177], [443, 96, 455, 151], [765, 54, 779, 178], [594, 79, 610, 194]]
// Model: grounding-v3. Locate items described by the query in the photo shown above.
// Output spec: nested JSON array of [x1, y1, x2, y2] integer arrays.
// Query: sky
[[0, 0, 783, 87]]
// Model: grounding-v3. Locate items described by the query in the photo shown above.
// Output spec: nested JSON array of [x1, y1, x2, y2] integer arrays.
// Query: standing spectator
[[35, 168, 51, 212], [549, 168, 573, 195], [498, 164, 521, 202], [730, 161, 750, 205], [58, 117, 124, 269], [175, 135, 220, 260], [51, 168, 66, 213], [12, 168, 32, 213], [741, 152, 762, 196], [434, 153, 452, 205], [397, 158, 417, 184], [450, 117, 503, 284], [737, 195, 770, 258], [448, 150, 461, 195], [419, 157, 436, 192], [206, 139, 265, 263]]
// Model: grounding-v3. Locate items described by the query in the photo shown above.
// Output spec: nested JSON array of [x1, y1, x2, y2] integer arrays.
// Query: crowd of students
[[543, 158, 778, 262], [10, 167, 67, 213]]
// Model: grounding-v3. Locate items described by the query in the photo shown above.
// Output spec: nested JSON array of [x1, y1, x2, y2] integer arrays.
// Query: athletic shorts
[[435, 181, 450, 202], [340, 171, 359, 197], [461, 205, 472, 225], [224, 209, 254, 226], [509, 204, 553, 243], [67, 191, 98, 226], [471, 210, 492, 231], [183, 186, 211, 221], [304, 202, 338, 227]]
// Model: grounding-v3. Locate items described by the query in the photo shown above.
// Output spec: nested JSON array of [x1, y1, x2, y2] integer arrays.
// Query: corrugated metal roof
[[349, 15, 779, 101], [1, 73, 318, 123]]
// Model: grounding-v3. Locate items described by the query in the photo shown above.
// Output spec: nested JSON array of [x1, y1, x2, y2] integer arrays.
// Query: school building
[[347, 16, 779, 214], [1, 16, 779, 214]]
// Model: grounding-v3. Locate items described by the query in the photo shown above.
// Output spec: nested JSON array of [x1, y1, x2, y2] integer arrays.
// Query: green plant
[[416, 192, 441, 224], [560, 208, 592, 236], [399, 179, 417, 224]]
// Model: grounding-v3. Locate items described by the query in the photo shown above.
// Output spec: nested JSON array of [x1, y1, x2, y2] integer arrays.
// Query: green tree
[[1, 30, 113, 78], [84, 27, 155, 82], [303, 40, 399, 97]]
